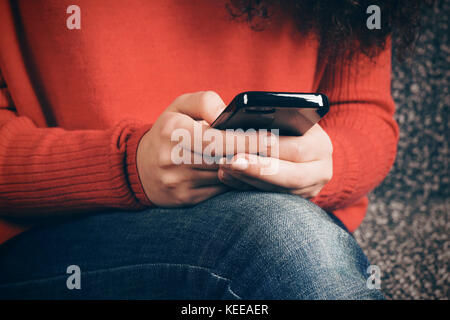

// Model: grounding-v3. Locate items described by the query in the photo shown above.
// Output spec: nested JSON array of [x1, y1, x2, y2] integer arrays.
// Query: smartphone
[[211, 91, 329, 136]]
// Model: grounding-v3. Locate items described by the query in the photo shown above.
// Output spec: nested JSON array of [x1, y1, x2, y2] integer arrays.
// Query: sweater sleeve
[[311, 41, 399, 211], [0, 73, 153, 218]]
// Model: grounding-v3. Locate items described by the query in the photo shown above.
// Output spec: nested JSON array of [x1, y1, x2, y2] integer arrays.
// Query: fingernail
[[232, 157, 248, 170]]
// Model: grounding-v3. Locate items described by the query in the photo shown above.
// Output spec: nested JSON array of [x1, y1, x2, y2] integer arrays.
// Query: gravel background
[[353, 0, 449, 300]]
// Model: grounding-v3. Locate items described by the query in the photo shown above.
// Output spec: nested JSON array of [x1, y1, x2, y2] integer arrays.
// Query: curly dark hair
[[226, 0, 435, 61]]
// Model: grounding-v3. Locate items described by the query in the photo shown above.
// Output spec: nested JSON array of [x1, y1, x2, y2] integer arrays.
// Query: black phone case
[[211, 91, 329, 136]]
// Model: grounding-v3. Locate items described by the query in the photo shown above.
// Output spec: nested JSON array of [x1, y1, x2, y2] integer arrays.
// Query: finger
[[204, 124, 330, 162], [191, 162, 220, 170], [273, 125, 332, 162], [187, 151, 220, 170], [188, 184, 230, 205], [200, 127, 265, 158], [291, 184, 323, 199], [182, 168, 222, 187], [169, 91, 227, 124], [222, 169, 283, 192], [220, 153, 332, 190], [168, 113, 322, 162], [218, 169, 254, 190], [275, 136, 319, 162], [170, 118, 261, 157], [223, 169, 322, 197]]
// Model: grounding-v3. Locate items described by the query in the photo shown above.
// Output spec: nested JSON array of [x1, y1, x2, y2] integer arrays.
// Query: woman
[[0, 0, 426, 299]]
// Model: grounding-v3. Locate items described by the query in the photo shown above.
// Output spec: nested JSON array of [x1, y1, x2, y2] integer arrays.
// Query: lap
[[0, 191, 379, 299]]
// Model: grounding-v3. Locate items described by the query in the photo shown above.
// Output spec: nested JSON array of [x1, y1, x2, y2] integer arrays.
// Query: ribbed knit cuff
[[311, 126, 361, 210], [126, 124, 154, 207]]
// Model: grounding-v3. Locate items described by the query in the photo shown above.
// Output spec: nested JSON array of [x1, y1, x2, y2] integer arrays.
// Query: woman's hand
[[136, 91, 232, 207], [137, 90, 333, 207], [217, 124, 333, 199]]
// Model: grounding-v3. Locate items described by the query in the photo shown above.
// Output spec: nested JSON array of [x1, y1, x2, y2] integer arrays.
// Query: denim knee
[[209, 191, 382, 299], [212, 191, 348, 247]]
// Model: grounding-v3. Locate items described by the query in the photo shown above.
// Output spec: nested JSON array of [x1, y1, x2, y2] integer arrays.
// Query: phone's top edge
[[236, 91, 329, 110], [239, 91, 326, 95]]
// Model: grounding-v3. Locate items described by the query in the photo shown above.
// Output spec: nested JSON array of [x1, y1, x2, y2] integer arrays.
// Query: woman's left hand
[[217, 124, 333, 199]]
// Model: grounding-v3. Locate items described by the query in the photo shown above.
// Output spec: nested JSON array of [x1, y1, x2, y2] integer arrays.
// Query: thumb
[[170, 91, 226, 125]]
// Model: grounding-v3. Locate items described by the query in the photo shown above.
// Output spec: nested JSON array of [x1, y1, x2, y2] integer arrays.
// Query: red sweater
[[0, 0, 398, 244]]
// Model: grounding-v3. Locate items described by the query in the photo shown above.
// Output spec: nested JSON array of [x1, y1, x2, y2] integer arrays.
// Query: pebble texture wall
[[354, 0, 449, 299]]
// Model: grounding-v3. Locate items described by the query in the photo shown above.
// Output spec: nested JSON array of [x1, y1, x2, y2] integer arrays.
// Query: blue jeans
[[0, 191, 384, 299]]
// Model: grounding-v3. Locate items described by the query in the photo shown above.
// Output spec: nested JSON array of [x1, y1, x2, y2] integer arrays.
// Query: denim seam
[[0, 262, 243, 299]]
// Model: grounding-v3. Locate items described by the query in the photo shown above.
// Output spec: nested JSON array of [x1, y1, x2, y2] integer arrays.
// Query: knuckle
[[187, 195, 202, 206], [160, 116, 175, 136], [174, 189, 194, 205], [160, 115, 181, 138], [160, 173, 181, 189], [199, 91, 221, 108], [198, 91, 225, 122], [172, 93, 190, 106], [157, 150, 172, 167], [202, 90, 220, 101]]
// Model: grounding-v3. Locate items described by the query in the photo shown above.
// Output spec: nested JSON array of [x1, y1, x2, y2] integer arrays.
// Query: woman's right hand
[[136, 91, 231, 207]]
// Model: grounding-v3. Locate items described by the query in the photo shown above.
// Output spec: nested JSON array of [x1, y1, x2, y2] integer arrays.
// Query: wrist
[[126, 123, 154, 207]]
